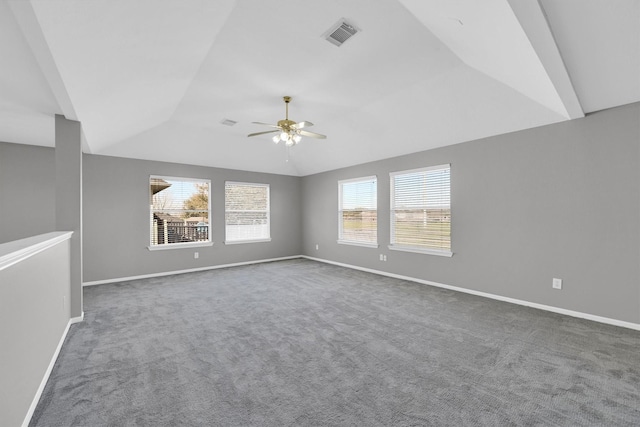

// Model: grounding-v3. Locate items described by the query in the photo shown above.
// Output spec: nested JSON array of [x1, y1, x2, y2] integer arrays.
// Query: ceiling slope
[[0, 0, 637, 176], [539, 0, 640, 113], [0, 1, 61, 146], [27, 0, 235, 152], [398, 0, 582, 119]]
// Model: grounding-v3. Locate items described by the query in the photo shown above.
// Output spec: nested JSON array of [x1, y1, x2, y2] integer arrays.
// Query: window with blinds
[[149, 176, 211, 249], [225, 182, 271, 243], [389, 165, 451, 256], [338, 176, 378, 247]]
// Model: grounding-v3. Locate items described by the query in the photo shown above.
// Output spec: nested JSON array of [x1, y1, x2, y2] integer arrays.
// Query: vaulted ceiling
[[1, 0, 638, 176]]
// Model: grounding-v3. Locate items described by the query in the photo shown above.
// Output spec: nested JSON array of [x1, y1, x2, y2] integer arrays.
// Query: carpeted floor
[[30, 259, 640, 426]]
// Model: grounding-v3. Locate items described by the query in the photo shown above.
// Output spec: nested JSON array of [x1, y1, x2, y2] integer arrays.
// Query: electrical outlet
[[379, 254, 384, 261], [552, 278, 562, 289], [383, 255, 387, 262], [316, 244, 319, 250], [194, 252, 199, 259]]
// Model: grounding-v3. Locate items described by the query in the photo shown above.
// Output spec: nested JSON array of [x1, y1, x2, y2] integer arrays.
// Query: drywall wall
[[0, 234, 71, 427], [302, 102, 640, 324], [2, 103, 638, 324], [55, 115, 83, 318], [0, 142, 56, 243], [82, 154, 302, 282]]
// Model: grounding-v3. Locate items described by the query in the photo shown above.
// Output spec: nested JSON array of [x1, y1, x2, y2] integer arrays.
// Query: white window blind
[[390, 165, 451, 256], [225, 182, 270, 243], [338, 176, 377, 246], [149, 176, 211, 248]]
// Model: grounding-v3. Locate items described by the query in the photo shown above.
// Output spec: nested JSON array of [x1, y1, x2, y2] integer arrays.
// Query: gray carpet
[[30, 259, 640, 426]]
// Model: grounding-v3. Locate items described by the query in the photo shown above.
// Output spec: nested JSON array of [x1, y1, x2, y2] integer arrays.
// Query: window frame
[[148, 175, 213, 251], [389, 164, 452, 257], [337, 175, 379, 248], [224, 181, 271, 245]]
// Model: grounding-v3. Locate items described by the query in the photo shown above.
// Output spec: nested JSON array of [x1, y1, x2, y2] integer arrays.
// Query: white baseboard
[[302, 256, 640, 332], [82, 256, 302, 287], [82, 254, 640, 331], [21, 317, 73, 427], [70, 311, 84, 324]]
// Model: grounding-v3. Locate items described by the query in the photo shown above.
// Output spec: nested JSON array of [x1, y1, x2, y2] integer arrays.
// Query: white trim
[[70, 311, 84, 324], [224, 181, 271, 243], [148, 241, 214, 251], [149, 175, 212, 247], [21, 317, 73, 427], [301, 256, 640, 332], [389, 164, 452, 255], [150, 174, 209, 184], [224, 238, 271, 245], [337, 175, 377, 185], [0, 232, 73, 272], [338, 175, 378, 245], [388, 244, 453, 257], [389, 163, 450, 178], [225, 180, 270, 188], [337, 240, 379, 249], [82, 255, 301, 286]]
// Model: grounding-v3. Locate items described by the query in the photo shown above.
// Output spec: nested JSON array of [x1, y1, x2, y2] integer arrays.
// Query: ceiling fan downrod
[[283, 96, 291, 120]]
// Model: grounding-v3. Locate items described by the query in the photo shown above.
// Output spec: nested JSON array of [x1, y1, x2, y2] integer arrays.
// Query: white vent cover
[[324, 19, 359, 47], [220, 119, 237, 126]]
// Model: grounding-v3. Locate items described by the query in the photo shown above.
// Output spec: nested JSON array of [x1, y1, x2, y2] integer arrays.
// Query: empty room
[[1, 0, 639, 426]]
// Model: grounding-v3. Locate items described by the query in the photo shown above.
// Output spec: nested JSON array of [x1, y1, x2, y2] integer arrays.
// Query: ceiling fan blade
[[248, 130, 280, 137], [294, 121, 314, 129], [299, 130, 326, 139], [252, 122, 282, 129]]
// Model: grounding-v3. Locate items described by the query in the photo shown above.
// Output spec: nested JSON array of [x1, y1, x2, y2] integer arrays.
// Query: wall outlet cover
[[552, 278, 562, 289]]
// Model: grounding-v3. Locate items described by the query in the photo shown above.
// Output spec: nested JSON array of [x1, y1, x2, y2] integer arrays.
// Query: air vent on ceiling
[[220, 118, 237, 126], [324, 19, 359, 47]]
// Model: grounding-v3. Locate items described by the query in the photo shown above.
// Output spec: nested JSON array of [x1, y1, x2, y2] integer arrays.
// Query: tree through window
[[149, 176, 211, 248]]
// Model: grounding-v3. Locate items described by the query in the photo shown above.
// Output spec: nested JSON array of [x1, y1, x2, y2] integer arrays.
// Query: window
[[338, 176, 378, 247], [149, 176, 211, 249], [390, 164, 451, 256], [225, 182, 270, 244]]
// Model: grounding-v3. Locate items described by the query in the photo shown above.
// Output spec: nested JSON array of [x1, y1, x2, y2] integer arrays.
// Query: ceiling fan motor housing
[[247, 95, 326, 142], [277, 119, 297, 132]]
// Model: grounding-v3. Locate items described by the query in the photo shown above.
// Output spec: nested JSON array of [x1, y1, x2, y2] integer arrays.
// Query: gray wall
[[2, 103, 639, 324], [0, 142, 56, 243], [83, 154, 302, 282], [55, 115, 83, 317], [302, 103, 640, 324], [0, 237, 71, 427]]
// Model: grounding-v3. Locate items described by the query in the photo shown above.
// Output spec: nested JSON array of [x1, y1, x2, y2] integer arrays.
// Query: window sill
[[388, 245, 453, 257], [337, 240, 379, 249], [224, 238, 271, 245], [148, 241, 213, 251]]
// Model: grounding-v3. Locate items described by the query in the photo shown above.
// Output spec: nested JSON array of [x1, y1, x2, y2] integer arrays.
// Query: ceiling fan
[[248, 96, 326, 146]]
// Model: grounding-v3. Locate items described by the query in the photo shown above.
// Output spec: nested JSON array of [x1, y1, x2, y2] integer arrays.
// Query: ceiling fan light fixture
[[247, 96, 326, 148]]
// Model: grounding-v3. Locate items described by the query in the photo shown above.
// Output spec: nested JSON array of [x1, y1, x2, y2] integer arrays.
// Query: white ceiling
[[1, 0, 638, 176]]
